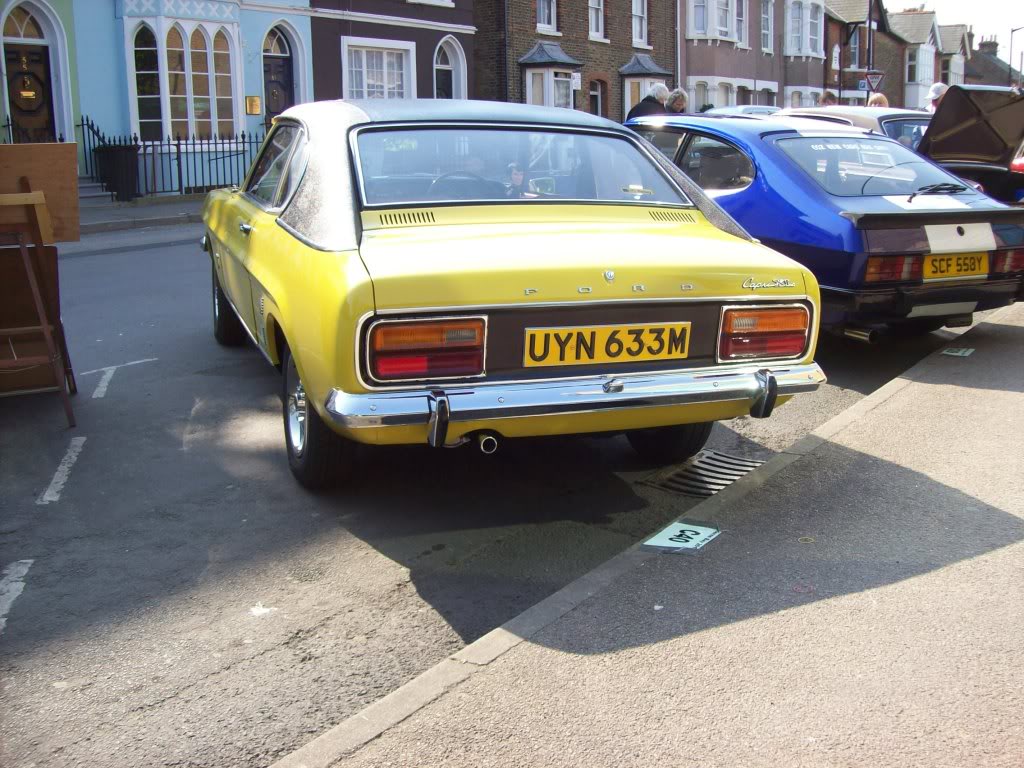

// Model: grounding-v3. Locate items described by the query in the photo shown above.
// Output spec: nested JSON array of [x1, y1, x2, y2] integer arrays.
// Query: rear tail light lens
[[991, 248, 1024, 274], [865, 255, 923, 283], [369, 318, 485, 381], [1010, 158, 1024, 174], [720, 307, 809, 361]]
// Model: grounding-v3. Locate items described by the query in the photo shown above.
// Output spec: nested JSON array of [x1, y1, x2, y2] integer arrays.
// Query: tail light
[[865, 255, 923, 283], [369, 318, 485, 381], [719, 306, 809, 361], [1010, 157, 1024, 174], [991, 248, 1024, 273]]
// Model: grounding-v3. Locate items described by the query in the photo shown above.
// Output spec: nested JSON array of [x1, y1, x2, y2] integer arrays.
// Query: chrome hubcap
[[286, 358, 307, 455]]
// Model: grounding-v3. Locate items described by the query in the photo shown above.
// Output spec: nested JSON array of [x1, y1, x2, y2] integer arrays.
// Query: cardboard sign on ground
[[0, 143, 79, 242]]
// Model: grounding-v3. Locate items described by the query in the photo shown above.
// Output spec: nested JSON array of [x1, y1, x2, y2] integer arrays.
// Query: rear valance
[[841, 208, 1024, 230]]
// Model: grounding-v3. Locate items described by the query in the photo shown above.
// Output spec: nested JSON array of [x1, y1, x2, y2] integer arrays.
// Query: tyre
[[282, 346, 354, 490], [212, 262, 245, 346], [626, 422, 713, 465]]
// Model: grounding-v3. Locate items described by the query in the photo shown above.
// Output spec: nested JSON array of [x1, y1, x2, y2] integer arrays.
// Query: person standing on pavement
[[868, 92, 889, 107], [926, 82, 949, 113], [626, 83, 670, 121], [821, 90, 838, 106], [666, 88, 688, 113]]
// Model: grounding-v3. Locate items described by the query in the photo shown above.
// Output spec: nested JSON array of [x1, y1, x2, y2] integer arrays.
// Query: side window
[[246, 125, 299, 206], [676, 135, 754, 192], [635, 129, 688, 161]]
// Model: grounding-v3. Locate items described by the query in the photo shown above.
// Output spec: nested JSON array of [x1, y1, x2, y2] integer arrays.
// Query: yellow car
[[202, 100, 826, 489]]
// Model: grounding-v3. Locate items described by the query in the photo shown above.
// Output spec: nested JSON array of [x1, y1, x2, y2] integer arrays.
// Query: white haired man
[[625, 83, 670, 121]]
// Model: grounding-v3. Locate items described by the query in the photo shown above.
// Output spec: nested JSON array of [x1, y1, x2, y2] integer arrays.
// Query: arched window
[[3, 5, 43, 38], [214, 31, 234, 137], [588, 79, 607, 116], [791, 90, 803, 107], [433, 37, 466, 99], [166, 27, 188, 138], [262, 27, 293, 128], [695, 82, 708, 110], [190, 29, 212, 139], [134, 25, 162, 141], [434, 46, 453, 98]]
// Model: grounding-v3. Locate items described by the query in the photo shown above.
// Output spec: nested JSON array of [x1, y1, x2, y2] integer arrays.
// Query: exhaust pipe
[[843, 327, 877, 343], [477, 433, 499, 455]]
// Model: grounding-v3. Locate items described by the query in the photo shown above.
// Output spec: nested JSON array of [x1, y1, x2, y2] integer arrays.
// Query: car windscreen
[[355, 127, 691, 207], [776, 136, 965, 197], [880, 117, 930, 150]]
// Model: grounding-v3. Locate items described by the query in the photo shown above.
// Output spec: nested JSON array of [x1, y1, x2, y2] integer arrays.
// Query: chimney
[[967, 26, 974, 52], [978, 37, 998, 56]]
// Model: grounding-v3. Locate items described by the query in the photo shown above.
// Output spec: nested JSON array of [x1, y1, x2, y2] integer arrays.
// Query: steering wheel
[[428, 171, 489, 198]]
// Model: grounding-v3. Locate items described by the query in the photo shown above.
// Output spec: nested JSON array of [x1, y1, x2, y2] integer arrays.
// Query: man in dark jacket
[[625, 83, 670, 121]]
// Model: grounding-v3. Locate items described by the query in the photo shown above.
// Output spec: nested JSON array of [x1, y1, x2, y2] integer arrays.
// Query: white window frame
[[761, 0, 774, 52], [632, 0, 649, 47], [588, 0, 606, 40], [124, 18, 241, 142], [341, 36, 416, 100], [432, 35, 467, 99], [736, 0, 747, 47], [525, 68, 575, 109], [716, 0, 731, 37], [588, 79, 604, 116], [692, 0, 708, 35], [537, 0, 558, 34], [907, 48, 917, 83], [808, 3, 821, 55], [788, 1, 803, 54], [850, 27, 860, 69]]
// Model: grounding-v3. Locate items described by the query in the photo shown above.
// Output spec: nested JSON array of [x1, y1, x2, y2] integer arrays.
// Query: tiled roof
[[888, 11, 937, 45], [618, 53, 672, 76], [517, 41, 582, 67], [826, 0, 869, 23], [965, 50, 1023, 86], [939, 24, 969, 56]]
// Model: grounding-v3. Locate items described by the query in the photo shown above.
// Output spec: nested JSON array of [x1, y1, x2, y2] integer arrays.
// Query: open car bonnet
[[918, 84, 1024, 168]]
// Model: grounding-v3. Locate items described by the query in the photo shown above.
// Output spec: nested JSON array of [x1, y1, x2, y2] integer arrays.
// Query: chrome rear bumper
[[325, 362, 826, 447]]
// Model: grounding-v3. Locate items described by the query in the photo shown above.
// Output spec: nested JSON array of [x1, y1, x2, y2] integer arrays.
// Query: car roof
[[780, 106, 926, 120], [279, 98, 624, 133], [629, 113, 873, 142]]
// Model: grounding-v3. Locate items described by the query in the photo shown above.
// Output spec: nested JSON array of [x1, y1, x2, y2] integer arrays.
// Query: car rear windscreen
[[355, 127, 691, 207], [776, 136, 967, 197]]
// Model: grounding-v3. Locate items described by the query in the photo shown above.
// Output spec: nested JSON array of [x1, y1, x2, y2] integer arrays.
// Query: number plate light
[[369, 318, 484, 381], [720, 307, 809, 361]]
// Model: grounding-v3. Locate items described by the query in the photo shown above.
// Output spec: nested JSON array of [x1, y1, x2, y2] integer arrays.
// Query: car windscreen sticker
[[924, 222, 997, 254], [643, 520, 721, 554], [882, 195, 969, 211]]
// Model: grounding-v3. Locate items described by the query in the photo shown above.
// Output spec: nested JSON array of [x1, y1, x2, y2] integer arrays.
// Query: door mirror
[[528, 177, 556, 195]]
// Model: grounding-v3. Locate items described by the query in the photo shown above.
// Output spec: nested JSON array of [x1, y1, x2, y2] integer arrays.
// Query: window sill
[[589, 34, 610, 44], [406, 0, 455, 6], [537, 26, 562, 36], [632, 41, 653, 50]]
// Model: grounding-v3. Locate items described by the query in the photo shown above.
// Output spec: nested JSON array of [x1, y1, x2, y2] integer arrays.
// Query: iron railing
[[1, 118, 64, 144], [75, 116, 265, 201]]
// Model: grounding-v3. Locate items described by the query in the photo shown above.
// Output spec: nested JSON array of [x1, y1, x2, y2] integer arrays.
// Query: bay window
[[717, 0, 731, 37], [693, 0, 707, 34], [790, 2, 803, 52], [526, 69, 575, 109], [762, 1, 773, 51]]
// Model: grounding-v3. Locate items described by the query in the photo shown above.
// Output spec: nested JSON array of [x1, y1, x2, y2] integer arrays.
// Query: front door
[[4, 43, 55, 142], [263, 55, 293, 129]]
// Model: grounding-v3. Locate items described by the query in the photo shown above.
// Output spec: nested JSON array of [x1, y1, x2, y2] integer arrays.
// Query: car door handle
[[239, 222, 253, 235]]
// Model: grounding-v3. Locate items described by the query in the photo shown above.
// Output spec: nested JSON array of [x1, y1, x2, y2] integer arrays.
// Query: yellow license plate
[[923, 252, 988, 280], [523, 322, 692, 368]]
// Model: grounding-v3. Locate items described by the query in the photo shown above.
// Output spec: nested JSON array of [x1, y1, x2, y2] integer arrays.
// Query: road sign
[[866, 70, 885, 91]]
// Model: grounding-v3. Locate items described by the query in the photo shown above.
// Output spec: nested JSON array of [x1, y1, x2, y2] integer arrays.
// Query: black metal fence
[[76, 116, 265, 201], [1, 118, 64, 144]]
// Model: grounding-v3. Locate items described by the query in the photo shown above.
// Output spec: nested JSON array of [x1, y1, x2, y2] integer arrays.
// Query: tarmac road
[[0, 226, 971, 767]]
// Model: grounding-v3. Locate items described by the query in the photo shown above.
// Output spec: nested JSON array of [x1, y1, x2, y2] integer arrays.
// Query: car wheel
[[282, 346, 353, 490], [886, 318, 945, 337], [212, 262, 245, 346], [626, 422, 713, 465]]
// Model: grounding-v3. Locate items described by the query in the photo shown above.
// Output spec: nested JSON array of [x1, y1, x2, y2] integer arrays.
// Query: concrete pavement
[[275, 303, 1024, 768], [77, 195, 204, 235]]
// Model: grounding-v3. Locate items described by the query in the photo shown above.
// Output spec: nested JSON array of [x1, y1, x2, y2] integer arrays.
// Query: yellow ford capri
[[202, 100, 826, 489]]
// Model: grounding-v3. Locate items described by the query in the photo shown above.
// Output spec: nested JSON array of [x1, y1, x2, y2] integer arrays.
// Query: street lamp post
[[1010, 26, 1024, 88]]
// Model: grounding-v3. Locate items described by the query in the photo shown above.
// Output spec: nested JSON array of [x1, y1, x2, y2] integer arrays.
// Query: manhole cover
[[645, 450, 765, 497]]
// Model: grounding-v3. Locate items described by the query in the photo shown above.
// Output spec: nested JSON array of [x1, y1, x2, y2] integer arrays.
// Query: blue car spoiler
[[841, 208, 1024, 229]]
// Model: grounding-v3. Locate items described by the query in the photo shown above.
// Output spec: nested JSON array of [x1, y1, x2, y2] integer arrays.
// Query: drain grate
[[645, 450, 765, 497]]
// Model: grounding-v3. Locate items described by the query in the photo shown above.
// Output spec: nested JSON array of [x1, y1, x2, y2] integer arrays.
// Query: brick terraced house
[[825, 0, 905, 108], [473, 0, 677, 120]]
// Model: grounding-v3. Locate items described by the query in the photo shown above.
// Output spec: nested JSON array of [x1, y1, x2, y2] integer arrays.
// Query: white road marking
[[36, 437, 87, 505], [79, 358, 158, 399], [0, 560, 34, 635]]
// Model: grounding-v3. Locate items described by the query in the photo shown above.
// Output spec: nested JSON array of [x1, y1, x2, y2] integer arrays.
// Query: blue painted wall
[[73, 0, 129, 135]]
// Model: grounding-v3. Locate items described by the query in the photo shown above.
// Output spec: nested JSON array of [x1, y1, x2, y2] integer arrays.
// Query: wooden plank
[[0, 144, 79, 242]]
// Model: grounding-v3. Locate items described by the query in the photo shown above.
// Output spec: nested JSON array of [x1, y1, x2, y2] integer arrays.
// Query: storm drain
[[645, 450, 765, 497]]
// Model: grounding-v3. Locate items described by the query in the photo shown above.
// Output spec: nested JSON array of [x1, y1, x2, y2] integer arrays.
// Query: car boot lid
[[918, 84, 1024, 169]]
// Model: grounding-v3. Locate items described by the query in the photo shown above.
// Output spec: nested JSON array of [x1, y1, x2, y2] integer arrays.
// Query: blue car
[[627, 114, 1024, 336]]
